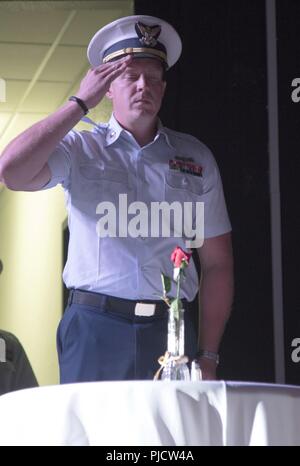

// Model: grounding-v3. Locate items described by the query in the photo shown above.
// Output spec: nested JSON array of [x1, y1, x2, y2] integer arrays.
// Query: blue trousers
[[57, 303, 198, 383]]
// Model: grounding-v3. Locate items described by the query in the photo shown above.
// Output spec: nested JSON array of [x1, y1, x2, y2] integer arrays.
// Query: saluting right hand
[[75, 55, 132, 110]]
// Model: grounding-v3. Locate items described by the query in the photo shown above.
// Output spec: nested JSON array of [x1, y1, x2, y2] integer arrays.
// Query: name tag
[[134, 303, 156, 316]]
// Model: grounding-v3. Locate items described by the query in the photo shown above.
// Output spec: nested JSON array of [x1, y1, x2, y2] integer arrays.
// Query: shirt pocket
[[164, 171, 204, 202], [164, 172, 204, 238], [78, 164, 129, 203]]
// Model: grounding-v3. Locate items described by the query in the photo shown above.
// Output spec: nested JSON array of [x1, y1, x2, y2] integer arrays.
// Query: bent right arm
[[0, 55, 132, 191]]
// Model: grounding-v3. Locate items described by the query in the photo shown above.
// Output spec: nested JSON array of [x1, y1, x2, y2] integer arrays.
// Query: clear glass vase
[[161, 308, 190, 381]]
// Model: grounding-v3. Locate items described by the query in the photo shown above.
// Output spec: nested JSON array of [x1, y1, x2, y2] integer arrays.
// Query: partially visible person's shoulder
[[0, 331, 25, 354], [0, 330, 19, 344], [0, 330, 21, 361]]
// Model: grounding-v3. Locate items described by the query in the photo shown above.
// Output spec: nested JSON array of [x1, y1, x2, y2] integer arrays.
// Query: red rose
[[170, 246, 192, 268]]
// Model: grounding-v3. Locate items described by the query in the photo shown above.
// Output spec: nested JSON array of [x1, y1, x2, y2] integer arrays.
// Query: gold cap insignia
[[135, 22, 162, 47]]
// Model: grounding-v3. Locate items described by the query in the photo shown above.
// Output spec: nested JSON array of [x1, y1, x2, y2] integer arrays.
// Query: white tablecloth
[[0, 380, 299, 446]]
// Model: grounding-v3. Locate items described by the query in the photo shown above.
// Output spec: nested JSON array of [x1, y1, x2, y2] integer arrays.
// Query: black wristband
[[68, 96, 89, 115]]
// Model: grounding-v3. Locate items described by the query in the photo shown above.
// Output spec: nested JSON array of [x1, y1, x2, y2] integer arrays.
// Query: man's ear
[[160, 81, 167, 99]]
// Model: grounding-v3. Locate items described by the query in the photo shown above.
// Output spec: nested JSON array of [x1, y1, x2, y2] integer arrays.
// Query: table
[[0, 381, 299, 446]]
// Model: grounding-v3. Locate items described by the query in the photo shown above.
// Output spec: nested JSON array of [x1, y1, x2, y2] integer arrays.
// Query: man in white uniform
[[0, 15, 234, 382]]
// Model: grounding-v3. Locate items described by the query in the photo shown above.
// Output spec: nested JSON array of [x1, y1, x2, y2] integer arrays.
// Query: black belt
[[68, 289, 189, 320]]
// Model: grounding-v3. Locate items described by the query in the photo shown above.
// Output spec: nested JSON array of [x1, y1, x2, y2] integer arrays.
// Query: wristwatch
[[196, 350, 220, 365]]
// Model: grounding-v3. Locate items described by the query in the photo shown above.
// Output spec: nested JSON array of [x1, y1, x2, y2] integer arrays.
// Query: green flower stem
[[176, 272, 180, 302]]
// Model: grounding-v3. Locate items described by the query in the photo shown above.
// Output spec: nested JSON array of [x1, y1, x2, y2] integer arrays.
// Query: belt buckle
[[134, 303, 156, 316]]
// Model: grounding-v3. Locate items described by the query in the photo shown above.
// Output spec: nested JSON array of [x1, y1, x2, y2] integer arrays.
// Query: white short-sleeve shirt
[[42, 114, 231, 301]]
